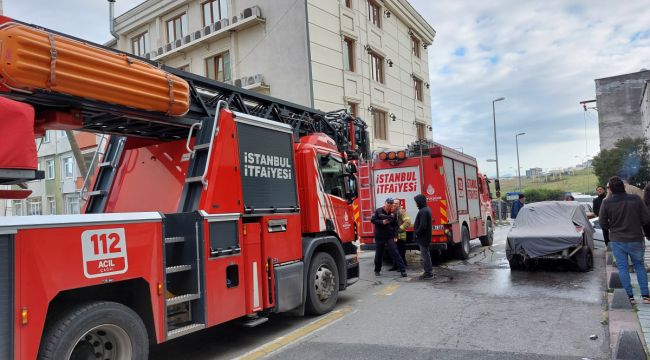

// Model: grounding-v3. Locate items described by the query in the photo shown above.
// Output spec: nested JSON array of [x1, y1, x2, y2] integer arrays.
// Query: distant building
[[525, 167, 543, 178], [110, 0, 436, 149], [642, 80, 650, 141], [5, 131, 102, 216], [595, 70, 650, 150]]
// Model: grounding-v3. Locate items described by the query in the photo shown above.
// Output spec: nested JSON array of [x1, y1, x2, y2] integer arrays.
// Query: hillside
[[496, 168, 599, 195]]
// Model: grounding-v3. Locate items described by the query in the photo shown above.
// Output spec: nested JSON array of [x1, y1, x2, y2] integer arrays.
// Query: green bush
[[522, 188, 565, 202]]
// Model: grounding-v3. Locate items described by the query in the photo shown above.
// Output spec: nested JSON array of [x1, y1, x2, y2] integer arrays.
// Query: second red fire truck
[[359, 141, 495, 259]]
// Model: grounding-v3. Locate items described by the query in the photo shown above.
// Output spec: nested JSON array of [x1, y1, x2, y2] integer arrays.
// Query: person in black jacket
[[593, 186, 606, 216], [371, 198, 407, 277], [413, 194, 433, 279]]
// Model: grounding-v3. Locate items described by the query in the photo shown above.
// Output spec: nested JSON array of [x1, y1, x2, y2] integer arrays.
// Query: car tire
[[508, 254, 525, 270], [479, 219, 494, 246], [305, 252, 339, 315], [38, 301, 148, 360], [453, 226, 471, 260], [575, 247, 593, 272]]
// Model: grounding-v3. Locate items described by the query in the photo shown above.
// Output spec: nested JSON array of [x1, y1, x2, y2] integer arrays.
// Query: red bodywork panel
[[12, 217, 164, 360], [0, 98, 37, 170]]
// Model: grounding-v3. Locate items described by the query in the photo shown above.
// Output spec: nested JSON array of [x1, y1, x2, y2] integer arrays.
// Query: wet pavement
[[152, 224, 610, 360]]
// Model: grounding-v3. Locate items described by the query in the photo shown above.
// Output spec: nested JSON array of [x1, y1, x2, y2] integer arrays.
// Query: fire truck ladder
[[83, 136, 126, 213]]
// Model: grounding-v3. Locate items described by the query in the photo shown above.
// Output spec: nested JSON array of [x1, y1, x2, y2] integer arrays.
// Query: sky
[[4, 1, 650, 178]]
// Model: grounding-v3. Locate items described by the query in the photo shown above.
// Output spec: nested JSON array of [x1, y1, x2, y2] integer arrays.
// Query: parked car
[[589, 217, 605, 243], [506, 201, 595, 271]]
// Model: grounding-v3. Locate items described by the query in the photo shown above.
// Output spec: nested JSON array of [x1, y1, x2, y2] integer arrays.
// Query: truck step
[[192, 143, 210, 151], [167, 323, 205, 340], [185, 176, 203, 183], [166, 264, 192, 274], [167, 293, 200, 306], [164, 236, 185, 244], [86, 190, 107, 197], [241, 316, 269, 328]]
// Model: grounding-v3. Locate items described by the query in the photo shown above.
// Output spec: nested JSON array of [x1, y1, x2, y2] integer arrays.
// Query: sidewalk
[[627, 245, 650, 346]]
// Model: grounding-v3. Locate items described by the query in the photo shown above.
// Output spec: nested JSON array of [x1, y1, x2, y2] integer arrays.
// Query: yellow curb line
[[236, 306, 354, 360], [375, 283, 400, 296]]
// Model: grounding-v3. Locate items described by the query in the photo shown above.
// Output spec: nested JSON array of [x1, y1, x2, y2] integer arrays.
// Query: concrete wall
[[641, 81, 650, 141], [595, 70, 650, 150]]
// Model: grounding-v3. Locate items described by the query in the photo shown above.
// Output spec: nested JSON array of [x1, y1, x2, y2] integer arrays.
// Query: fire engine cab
[[0, 17, 367, 360], [359, 141, 495, 259]]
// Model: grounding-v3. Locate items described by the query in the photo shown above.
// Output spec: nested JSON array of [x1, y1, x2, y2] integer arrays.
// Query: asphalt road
[[152, 225, 609, 360]]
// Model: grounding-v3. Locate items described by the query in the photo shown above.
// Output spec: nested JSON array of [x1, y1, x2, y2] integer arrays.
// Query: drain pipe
[[108, 0, 119, 40]]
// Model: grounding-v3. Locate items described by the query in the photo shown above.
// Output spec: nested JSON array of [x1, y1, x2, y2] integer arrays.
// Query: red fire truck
[[359, 141, 495, 259], [0, 17, 368, 360]]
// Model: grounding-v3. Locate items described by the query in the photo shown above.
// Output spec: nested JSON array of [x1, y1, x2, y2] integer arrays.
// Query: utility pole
[[492, 97, 505, 220], [516, 132, 525, 191]]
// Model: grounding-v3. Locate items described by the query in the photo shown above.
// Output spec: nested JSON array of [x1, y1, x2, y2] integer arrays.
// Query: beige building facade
[[112, 0, 435, 150]]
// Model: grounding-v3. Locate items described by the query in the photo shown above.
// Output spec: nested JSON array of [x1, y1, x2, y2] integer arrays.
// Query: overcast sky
[[5, 1, 650, 177]]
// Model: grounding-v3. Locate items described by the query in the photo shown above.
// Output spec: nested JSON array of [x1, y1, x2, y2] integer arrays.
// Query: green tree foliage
[[592, 137, 650, 188], [522, 188, 565, 202]]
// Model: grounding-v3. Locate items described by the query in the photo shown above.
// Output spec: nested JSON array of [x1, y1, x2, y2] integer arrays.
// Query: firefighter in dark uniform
[[371, 198, 407, 277]]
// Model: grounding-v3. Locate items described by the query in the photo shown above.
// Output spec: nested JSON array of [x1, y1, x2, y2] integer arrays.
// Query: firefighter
[[390, 199, 411, 270], [371, 198, 407, 277]]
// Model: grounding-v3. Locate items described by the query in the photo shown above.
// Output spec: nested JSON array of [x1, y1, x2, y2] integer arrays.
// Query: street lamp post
[[516, 132, 526, 192], [492, 97, 505, 220]]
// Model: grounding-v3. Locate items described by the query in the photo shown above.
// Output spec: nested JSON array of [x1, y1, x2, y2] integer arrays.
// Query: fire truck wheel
[[39, 301, 148, 360], [306, 252, 340, 315], [453, 226, 471, 260], [479, 219, 494, 246]]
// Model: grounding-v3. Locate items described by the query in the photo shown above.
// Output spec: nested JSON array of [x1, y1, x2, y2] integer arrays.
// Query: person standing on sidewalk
[[511, 194, 525, 219], [389, 199, 411, 271], [413, 194, 433, 280], [371, 198, 407, 277], [593, 186, 606, 216], [599, 176, 650, 305]]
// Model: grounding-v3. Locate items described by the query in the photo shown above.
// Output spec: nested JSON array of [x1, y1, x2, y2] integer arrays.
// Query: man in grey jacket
[[600, 176, 650, 304]]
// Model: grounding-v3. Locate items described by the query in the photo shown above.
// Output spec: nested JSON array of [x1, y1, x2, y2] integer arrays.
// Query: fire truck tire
[[38, 301, 148, 360], [479, 219, 494, 246], [453, 226, 471, 260], [305, 252, 340, 315]]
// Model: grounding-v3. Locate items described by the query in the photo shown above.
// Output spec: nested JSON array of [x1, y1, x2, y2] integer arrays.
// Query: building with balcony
[[110, 0, 435, 149]]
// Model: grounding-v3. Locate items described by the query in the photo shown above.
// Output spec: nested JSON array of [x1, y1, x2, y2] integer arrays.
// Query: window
[[373, 110, 387, 140], [368, 0, 381, 28], [62, 156, 74, 178], [343, 37, 355, 72], [319, 155, 345, 198], [27, 198, 42, 216], [411, 34, 420, 58], [45, 159, 55, 179], [131, 32, 148, 57], [348, 102, 358, 118], [166, 13, 188, 43], [370, 51, 384, 84], [58, 130, 66, 138], [43, 131, 50, 143], [206, 52, 231, 82], [414, 77, 423, 101], [48, 196, 56, 215], [202, 0, 228, 26], [12, 200, 23, 216], [65, 195, 80, 215], [345, 0, 352, 8], [416, 122, 426, 140]]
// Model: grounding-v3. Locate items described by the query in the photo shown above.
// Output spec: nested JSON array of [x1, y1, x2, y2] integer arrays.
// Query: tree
[[592, 137, 650, 188]]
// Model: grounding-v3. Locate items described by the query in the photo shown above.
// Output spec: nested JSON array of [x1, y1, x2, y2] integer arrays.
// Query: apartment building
[[5, 131, 102, 216], [111, 0, 435, 149]]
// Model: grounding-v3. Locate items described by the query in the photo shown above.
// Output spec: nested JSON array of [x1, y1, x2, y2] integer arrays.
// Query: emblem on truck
[[81, 228, 129, 278], [427, 184, 435, 195]]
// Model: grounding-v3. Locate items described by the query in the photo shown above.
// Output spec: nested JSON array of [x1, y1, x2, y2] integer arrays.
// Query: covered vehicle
[[506, 201, 595, 271]]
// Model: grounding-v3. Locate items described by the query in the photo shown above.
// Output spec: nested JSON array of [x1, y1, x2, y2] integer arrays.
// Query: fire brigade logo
[[427, 184, 435, 195], [81, 228, 129, 278], [344, 212, 349, 222]]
